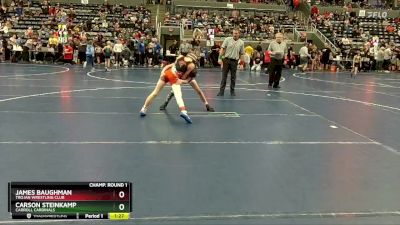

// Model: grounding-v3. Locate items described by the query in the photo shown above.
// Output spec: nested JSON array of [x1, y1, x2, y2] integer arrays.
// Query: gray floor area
[[0, 63, 399, 225]]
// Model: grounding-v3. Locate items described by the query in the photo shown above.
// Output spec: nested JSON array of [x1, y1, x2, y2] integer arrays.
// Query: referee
[[267, 33, 287, 89], [217, 29, 245, 96]]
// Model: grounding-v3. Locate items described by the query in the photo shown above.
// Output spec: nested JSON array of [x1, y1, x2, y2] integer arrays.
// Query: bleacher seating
[[315, 13, 400, 49], [1, 1, 153, 44], [164, 9, 298, 40]]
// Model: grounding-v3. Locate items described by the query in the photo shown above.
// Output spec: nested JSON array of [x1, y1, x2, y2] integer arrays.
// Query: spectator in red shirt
[[311, 6, 319, 17], [324, 11, 330, 19], [63, 43, 74, 64], [49, 6, 55, 16], [263, 50, 271, 73], [386, 25, 395, 33]]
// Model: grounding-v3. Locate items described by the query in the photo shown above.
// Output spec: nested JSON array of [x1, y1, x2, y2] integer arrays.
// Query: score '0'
[[118, 191, 125, 210]]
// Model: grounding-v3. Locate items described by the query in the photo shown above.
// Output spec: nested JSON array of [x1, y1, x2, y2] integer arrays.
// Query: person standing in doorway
[[217, 28, 244, 96], [267, 32, 287, 89], [179, 39, 192, 56]]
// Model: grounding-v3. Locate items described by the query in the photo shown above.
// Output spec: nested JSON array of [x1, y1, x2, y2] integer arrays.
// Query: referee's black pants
[[268, 59, 283, 88], [219, 58, 238, 94]]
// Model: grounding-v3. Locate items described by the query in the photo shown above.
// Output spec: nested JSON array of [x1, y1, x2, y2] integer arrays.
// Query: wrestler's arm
[[160, 63, 173, 75], [175, 78, 190, 85], [180, 63, 195, 80], [189, 79, 200, 89], [189, 79, 208, 103]]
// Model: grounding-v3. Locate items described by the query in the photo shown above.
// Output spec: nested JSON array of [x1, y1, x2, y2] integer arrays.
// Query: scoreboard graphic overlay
[[8, 182, 132, 220]]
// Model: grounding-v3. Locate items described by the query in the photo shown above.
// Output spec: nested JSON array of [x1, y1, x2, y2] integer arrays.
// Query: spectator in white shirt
[[299, 42, 311, 72], [113, 40, 123, 67], [376, 47, 385, 71], [342, 37, 350, 45]]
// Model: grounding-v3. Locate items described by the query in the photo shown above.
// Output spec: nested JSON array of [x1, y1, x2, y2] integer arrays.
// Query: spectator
[[121, 45, 132, 67], [85, 40, 95, 71], [386, 25, 395, 33], [78, 40, 87, 64], [63, 43, 73, 64], [138, 38, 146, 66], [113, 39, 123, 67], [321, 43, 332, 70], [147, 39, 155, 66], [191, 37, 200, 52], [311, 5, 319, 17], [48, 34, 58, 48], [0, 37, 4, 62], [256, 42, 263, 53], [244, 44, 254, 69], [383, 45, 392, 70], [95, 44, 103, 64], [209, 42, 220, 67], [15, 1, 23, 17], [103, 41, 113, 71], [168, 39, 179, 55], [9, 34, 17, 46], [179, 40, 192, 56], [376, 47, 384, 71], [193, 28, 203, 40], [41, 0, 49, 14], [299, 42, 310, 72], [24, 27, 34, 38], [251, 50, 262, 71], [263, 49, 271, 71], [153, 39, 161, 64]]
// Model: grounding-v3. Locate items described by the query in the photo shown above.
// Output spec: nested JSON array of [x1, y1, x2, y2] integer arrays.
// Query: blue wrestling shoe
[[180, 112, 192, 124], [139, 108, 147, 117]]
